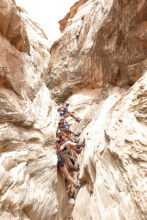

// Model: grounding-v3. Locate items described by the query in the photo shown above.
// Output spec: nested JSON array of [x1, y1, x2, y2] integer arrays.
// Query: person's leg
[[66, 141, 76, 150], [64, 112, 81, 122], [64, 141, 83, 154], [65, 158, 74, 168], [60, 166, 75, 186], [67, 134, 75, 142], [67, 128, 76, 135], [59, 164, 82, 188], [66, 140, 85, 150], [68, 112, 77, 121]]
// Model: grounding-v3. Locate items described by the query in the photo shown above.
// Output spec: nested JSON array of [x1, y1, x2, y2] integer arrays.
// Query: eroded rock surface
[[46, 0, 147, 219], [0, 1, 63, 219], [1, 0, 147, 220], [59, 0, 89, 33], [47, 0, 147, 103]]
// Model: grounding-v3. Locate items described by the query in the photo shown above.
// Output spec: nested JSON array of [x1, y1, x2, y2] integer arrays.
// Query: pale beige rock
[[59, 0, 89, 33], [0, 0, 27, 51], [1, 0, 147, 219], [0, 0, 12, 36], [0, 1, 62, 219], [57, 172, 68, 220], [46, 1, 147, 219], [47, 0, 147, 104], [70, 84, 147, 220]]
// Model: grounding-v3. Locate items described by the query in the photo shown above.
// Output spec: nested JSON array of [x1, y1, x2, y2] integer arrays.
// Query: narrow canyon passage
[[0, 0, 147, 220]]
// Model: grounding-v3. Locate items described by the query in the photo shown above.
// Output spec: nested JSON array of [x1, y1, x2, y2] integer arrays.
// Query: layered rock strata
[[1, 0, 147, 220], [47, 0, 147, 219], [59, 0, 89, 33], [47, 0, 147, 103], [0, 0, 63, 219]]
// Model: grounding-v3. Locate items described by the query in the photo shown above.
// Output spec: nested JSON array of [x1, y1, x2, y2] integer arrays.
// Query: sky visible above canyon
[[16, 0, 77, 43]]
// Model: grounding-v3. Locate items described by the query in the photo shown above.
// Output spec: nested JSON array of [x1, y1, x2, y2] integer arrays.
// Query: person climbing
[[64, 122, 81, 137], [66, 157, 80, 172], [58, 121, 65, 132], [57, 158, 81, 188], [60, 116, 81, 139], [56, 139, 82, 188], [62, 129, 78, 143], [56, 139, 79, 171], [59, 101, 81, 123], [58, 138, 85, 155], [58, 119, 81, 137], [56, 130, 66, 145], [56, 101, 84, 189]]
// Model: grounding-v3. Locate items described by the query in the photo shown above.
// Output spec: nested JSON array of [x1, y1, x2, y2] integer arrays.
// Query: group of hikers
[[56, 101, 85, 189]]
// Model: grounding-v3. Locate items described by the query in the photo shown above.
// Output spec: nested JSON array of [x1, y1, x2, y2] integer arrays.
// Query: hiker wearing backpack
[[58, 121, 81, 143], [58, 101, 81, 123], [56, 139, 82, 188]]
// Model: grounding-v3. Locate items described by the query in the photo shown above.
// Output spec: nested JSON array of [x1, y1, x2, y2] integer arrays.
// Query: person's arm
[[64, 128, 75, 135], [64, 133, 68, 137], [59, 140, 66, 146], [66, 110, 75, 114], [59, 143, 67, 153], [58, 148, 64, 153]]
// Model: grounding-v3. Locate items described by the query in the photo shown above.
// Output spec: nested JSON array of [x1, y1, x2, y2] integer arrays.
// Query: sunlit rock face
[[58, 0, 89, 33], [47, 0, 147, 103], [45, 0, 147, 219], [1, 0, 147, 219], [59, 75, 147, 220], [0, 1, 63, 220], [0, 0, 26, 51]]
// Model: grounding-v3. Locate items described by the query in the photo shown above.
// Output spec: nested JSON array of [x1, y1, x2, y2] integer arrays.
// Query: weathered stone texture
[[45, 0, 147, 219], [1, 0, 147, 220], [68, 72, 147, 220], [47, 0, 147, 103], [0, 1, 62, 219], [0, 0, 26, 51], [59, 0, 89, 33]]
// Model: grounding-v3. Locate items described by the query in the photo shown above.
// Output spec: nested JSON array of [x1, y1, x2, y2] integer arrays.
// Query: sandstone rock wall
[[47, 0, 147, 103], [67, 85, 146, 219], [0, 0, 26, 51], [58, 0, 89, 33], [1, 0, 147, 219], [46, 0, 147, 219], [0, 1, 64, 219]]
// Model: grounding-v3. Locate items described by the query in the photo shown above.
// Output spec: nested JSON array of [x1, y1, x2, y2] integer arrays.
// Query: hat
[[66, 101, 69, 105]]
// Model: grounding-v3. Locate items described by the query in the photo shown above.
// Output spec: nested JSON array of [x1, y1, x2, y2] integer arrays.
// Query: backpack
[[57, 104, 64, 112]]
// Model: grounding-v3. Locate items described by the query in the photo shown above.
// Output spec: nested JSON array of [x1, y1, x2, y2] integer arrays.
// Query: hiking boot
[[74, 132, 81, 136], [76, 148, 82, 154], [76, 139, 85, 149], [71, 164, 80, 172], [82, 138, 85, 148], [75, 182, 82, 189], [76, 117, 82, 123]]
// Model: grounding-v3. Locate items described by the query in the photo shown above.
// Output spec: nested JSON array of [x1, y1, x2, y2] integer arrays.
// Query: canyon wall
[[47, 0, 147, 103], [1, 0, 147, 220], [47, 0, 147, 219], [0, 0, 64, 219]]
